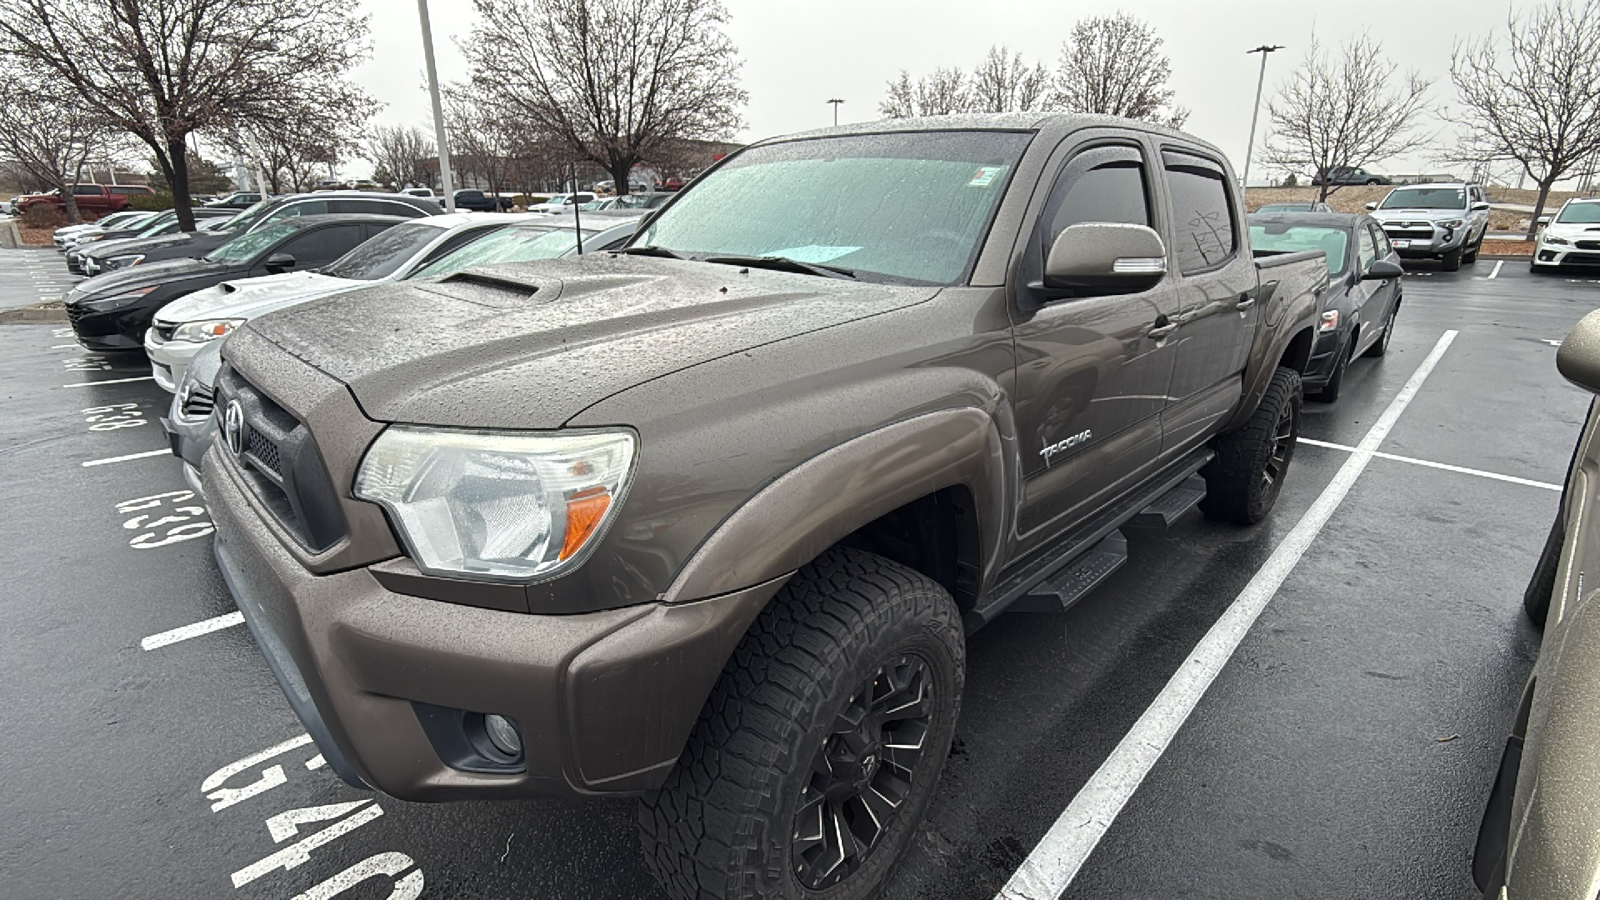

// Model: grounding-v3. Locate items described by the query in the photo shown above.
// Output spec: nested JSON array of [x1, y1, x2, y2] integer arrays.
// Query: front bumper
[[1532, 242, 1600, 269], [205, 446, 784, 800], [1379, 222, 1472, 257], [65, 299, 153, 352], [144, 328, 205, 393]]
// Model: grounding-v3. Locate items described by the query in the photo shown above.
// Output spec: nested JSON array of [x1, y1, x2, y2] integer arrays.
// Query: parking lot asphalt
[[0, 250, 1593, 899], [0, 246, 82, 311]]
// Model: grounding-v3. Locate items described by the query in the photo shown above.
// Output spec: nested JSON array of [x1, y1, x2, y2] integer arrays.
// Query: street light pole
[[417, 0, 456, 212], [827, 98, 844, 126], [1241, 44, 1284, 190]]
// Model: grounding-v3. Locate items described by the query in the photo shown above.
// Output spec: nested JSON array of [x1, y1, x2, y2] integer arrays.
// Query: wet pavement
[[0, 250, 1593, 899]]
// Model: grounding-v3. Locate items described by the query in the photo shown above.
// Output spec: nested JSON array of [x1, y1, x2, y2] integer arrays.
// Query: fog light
[[484, 714, 522, 756]]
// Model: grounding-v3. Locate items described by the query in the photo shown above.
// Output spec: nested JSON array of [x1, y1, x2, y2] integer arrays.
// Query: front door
[[1011, 139, 1180, 547]]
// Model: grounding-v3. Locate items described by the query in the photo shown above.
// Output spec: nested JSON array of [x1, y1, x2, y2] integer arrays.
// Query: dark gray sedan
[[1248, 211, 1404, 402]]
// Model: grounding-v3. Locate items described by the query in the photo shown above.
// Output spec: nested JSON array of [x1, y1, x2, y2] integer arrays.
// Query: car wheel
[[1365, 178, 1381, 185], [1464, 237, 1481, 264], [1441, 246, 1464, 271], [1364, 305, 1396, 358], [1311, 339, 1351, 402], [1200, 366, 1302, 525], [638, 547, 964, 900]]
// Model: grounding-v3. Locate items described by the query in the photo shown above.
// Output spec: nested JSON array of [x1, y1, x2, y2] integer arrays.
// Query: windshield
[[1556, 202, 1600, 225], [1248, 224, 1350, 277], [411, 224, 595, 278], [615, 194, 668, 209], [216, 200, 271, 233], [134, 212, 178, 237], [320, 222, 452, 279], [204, 222, 298, 264], [200, 216, 237, 232], [1380, 187, 1467, 210], [634, 131, 1029, 284]]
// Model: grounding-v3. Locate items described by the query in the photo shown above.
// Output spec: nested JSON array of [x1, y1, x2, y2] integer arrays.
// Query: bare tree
[[971, 46, 1052, 114], [0, 60, 115, 223], [464, 0, 745, 199], [1262, 34, 1432, 201], [444, 85, 516, 199], [1053, 12, 1188, 127], [366, 126, 436, 190], [0, 0, 373, 230], [236, 94, 369, 194], [1449, 0, 1600, 236]]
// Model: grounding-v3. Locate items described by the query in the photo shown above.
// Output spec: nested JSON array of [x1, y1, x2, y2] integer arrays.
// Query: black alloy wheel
[[1262, 394, 1297, 494], [1199, 366, 1303, 525], [793, 654, 933, 889]]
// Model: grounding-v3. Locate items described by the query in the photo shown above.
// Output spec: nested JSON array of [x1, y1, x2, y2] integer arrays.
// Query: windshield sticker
[[969, 166, 1005, 187], [767, 245, 861, 263]]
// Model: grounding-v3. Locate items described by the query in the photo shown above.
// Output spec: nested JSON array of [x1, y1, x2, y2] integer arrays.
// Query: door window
[[1039, 145, 1152, 259], [1357, 225, 1378, 272], [274, 225, 367, 264], [1369, 223, 1393, 256], [73, 185, 102, 195], [1162, 151, 1237, 274]]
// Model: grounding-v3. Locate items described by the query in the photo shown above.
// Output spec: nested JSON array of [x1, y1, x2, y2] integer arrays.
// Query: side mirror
[[1558, 309, 1600, 394], [1365, 202, 1378, 211], [1362, 259, 1403, 280], [1044, 222, 1167, 294], [263, 252, 296, 272], [1537, 215, 1552, 227], [1471, 201, 1491, 212]]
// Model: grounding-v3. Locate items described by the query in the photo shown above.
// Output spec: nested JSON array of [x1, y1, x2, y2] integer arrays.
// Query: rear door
[[1011, 136, 1181, 545], [1158, 149, 1258, 458]]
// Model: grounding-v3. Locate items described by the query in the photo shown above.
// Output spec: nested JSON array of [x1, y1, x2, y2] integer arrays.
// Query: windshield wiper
[[619, 245, 683, 259], [702, 255, 856, 279]]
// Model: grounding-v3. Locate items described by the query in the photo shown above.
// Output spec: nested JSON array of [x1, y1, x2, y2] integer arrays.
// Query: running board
[[1010, 531, 1127, 613], [1126, 474, 1207, 529]]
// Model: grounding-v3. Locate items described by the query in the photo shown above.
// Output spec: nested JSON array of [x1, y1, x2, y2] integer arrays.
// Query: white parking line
[[140, 611, 245, 651], [1297, 437, 1561, 491], [81, 449, 171, 468], [996, 330, 1458, 900], [1489, 260, 1504, 279], [61, 375, 154, 388]]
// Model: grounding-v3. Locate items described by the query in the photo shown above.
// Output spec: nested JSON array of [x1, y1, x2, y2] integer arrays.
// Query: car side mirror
[[1365, 202, 1378, 211], [263, 252, 296, 272], [1558, 309, 1600, 394], [1362, 259, 1403, 280], [1471, 201, 1491, 212], [1044, 222, 1168, 294], [1537, 215, 1552, 227]]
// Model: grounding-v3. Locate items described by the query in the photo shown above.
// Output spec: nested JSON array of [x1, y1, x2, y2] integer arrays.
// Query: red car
[[18, 184, 153, 215]]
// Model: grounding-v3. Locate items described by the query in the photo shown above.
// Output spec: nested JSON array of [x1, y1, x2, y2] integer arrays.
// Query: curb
[[0, 304, 68, 324]]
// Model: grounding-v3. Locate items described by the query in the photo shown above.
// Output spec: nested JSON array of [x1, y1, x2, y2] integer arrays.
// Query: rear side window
[[1040, 144, 1151, 258], [332, 199, 428, 218], [73, 185, 102, 195], [1162, 151, 1237, 274], [276, 225, 368, 264]]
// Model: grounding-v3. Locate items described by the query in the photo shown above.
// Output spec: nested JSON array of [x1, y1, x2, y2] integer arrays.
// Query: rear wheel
[[639, 547, 964, 900], [1200, 366, 1302, 525]]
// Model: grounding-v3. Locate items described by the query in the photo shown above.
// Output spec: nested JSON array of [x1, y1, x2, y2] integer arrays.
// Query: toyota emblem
[[223, 400, 245, 456]]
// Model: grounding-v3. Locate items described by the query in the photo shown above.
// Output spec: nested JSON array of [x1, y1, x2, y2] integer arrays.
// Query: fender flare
[[661, 406, 1010, 603]]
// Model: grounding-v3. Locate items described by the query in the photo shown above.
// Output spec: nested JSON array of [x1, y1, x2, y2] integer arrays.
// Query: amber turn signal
[[560, 487, 612, 561]]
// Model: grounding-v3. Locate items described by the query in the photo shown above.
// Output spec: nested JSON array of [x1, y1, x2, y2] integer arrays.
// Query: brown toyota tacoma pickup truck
[[205, 114, 1330, 900]]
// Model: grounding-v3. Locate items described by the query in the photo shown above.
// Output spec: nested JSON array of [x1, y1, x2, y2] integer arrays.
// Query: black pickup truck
[[205, 113, 1327, 900], [448, 189, 514, 212]]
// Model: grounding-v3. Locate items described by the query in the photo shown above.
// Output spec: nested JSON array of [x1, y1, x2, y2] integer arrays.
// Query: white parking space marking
[[81, 449, 171, 467], [140, 611, 244, 651], [996, 330, 1458, 900], [62, 375, 155, 388], [1489, 260, 1504, 279], [1297, 437, 1561, 491]]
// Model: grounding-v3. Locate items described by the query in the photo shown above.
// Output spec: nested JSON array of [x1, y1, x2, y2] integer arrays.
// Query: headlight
[[104, 254, 145, 269], [171, 318, 244, 342], [76, 286, 156, 308], [1544, 234, 1571, 246], [1439, 219, 1464, 229], [354, 427, 637, 582]]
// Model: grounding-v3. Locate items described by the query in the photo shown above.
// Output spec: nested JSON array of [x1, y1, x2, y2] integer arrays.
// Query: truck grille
[[180, 383, 215, 418], [1384, 227, 1434, 240], [214, 366, 348, 552]]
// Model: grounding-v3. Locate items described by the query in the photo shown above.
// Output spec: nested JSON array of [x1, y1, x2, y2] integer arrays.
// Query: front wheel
[[1364, 305, 1397, 358], [1200, 366, 1302, 525], [639, 547, 965, 900], [1441, 246, 1464, 271], [1311, 339, 1350, 403]]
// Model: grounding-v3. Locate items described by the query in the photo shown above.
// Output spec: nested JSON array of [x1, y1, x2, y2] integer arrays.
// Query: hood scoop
[[420, 267, 560, 309]]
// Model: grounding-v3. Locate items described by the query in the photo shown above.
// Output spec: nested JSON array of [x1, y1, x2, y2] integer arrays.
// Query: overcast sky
[[352, 0, 1516, 182]]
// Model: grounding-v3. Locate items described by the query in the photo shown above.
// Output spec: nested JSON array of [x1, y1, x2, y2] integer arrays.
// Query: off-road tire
[[1364, 305, 1397, 358], [1311, 338, 1350, 402], [1200, 366, 1302, 525], [1464, 235, 1481, 264], [638, 547, 965, 900], [1442, 246, 1464, 271]]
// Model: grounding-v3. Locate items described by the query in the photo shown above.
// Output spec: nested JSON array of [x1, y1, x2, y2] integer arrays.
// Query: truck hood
[[156, 271, 364, 325], [242, 254, 939, 429], [1370, 208, 1471, 223]]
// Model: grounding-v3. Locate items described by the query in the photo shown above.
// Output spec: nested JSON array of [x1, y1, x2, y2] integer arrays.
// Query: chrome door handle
[[1148, 322, 1178, 340], [1235, 294, 1257, 311]]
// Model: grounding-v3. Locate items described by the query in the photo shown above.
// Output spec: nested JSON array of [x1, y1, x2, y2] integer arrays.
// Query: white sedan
[[1532, 198, 1600, 273]]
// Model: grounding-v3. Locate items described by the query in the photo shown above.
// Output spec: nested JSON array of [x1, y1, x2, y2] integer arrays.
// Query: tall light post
[[1241, 44, 1284, 189], [827, 98, 844, 126], [417, 0, 456, 211]]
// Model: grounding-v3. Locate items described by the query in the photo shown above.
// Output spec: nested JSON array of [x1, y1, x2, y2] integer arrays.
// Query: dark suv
[[1312, 166, 1393, 186]]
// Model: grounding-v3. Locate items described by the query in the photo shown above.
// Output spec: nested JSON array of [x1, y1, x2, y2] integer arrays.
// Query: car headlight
[[1544, 234, 1571, 246], [171, 318, 244, 342], [354, 427, 637, 582], [76, 286, 157, 309], [1439, 219, 1464, 229], [105, 254, 145, 269]]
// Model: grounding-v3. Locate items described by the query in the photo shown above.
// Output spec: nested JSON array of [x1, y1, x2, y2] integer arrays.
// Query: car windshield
[[216, 200, 271, 233], [411, 224, 596, 278], [204, 222, 298, 264], [634, 131, 1030, 284], [200, 216, 238, 232], [134, 212, 178, 236], [320, 222, 452, 279], [543, 194, 569, 205], [1380, 187, 1467, 210], [1248, 224, 1350, 277], [1556, 203, 1600, 225]]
